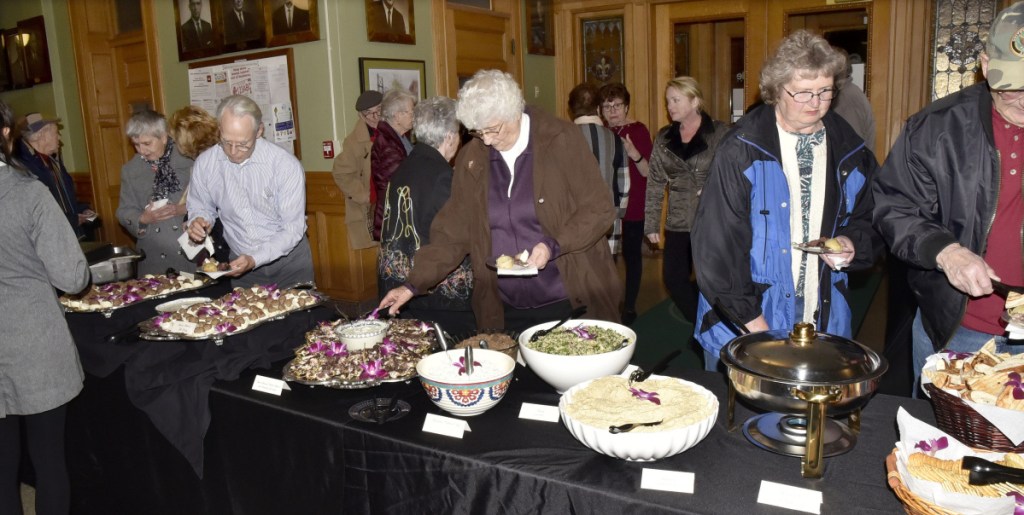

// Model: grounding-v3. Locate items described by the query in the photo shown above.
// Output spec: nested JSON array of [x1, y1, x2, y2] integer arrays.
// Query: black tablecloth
[[67, 352, 934, 514], [66, 283, 335, 476]]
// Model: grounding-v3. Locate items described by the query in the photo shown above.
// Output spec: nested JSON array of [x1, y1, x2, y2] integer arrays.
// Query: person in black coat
[[272, 0, 311, 33], [180, 0, 214, 50], [378, 96, 474, 334]]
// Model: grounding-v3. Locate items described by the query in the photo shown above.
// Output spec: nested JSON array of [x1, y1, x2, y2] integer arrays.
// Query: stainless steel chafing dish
[[85, 244, 145, 284], [721, 322, 887, 478]]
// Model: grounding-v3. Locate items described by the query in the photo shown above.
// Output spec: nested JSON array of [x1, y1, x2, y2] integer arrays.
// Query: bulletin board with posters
[[187, 48, 300, 157]]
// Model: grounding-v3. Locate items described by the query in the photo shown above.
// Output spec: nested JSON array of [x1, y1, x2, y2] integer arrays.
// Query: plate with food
[[198, 258, 232, 279], [486, 250, 538, 276], [60, 273, 213, 317], [793, 238, 844, 255]]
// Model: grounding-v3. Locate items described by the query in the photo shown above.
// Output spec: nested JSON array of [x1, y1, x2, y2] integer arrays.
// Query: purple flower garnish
[[154, 313, 172, 326], [270, 289, 283, 300], [944, 350, 972, 360], [196, 307, 222, 317], [570, 326, 594, 340], [325, 341, 348, 357], [366, 307, 380, 320], [359, 359, 387, 380], [100, 284, 118, 293], [307, 340, 326, 354], [1009, 492, 1024, 515], [628, 387, 661, 405], [215, 322, 237, 333], [454, 356, 482, 376], [379, 337, 398, 356], [914, 437, 949, 456], [265, 283, 278, 291], [121, 293, 142, 303], [1007, 372, 1024, 400], [418, 321, 431, 332]]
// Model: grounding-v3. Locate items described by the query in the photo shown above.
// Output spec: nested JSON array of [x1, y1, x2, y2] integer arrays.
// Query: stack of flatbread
[[906, 452, 1024, 498], [923, 339, 1024, 410]]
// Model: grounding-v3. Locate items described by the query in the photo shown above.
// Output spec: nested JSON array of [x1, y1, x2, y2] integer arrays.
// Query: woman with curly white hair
[[379, 69, 621, 333]]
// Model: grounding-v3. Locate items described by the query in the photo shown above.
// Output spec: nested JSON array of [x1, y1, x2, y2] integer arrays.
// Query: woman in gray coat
[[116, 110, 195, 276], [0, 100, 90, 515], [645, 77, 728, 325]]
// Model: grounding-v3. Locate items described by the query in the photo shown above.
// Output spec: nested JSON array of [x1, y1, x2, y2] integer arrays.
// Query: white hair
[[455, 69, 525, 129]]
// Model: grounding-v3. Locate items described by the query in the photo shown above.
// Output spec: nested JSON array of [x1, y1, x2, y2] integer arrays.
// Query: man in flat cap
[[874, 1, 1024, 392], [14, 113, 95, 237], [331, 90, 383, 250]]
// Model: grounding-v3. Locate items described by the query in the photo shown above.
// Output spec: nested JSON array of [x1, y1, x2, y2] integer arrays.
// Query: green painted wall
[[156, 0, 435, 173], [0, 0, 87, 172], [520, 1, 556, 116]]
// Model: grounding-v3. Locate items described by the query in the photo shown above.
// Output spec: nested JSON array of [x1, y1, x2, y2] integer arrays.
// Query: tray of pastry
[[282, 318, 440, 389], [60, 273, 214, 318], [137, 284, 324, 344]]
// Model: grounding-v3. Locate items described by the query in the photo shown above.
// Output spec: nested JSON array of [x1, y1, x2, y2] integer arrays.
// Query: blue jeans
[[911, 310, 1023, 397], [704, 349, 723, 373]]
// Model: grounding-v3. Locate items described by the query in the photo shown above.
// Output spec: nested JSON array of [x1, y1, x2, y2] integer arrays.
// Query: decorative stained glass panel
[[581, 17, 624, 86]]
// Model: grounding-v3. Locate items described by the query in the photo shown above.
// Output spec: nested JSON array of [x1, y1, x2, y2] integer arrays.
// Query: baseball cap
[[986, 1, 1024, 90], [355, 90, 383, 111], [19, 112, 60, 137]]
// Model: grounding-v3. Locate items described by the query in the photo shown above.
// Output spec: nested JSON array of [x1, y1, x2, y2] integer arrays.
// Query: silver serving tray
[[61, 276, 216, 318], [137, 292, 325, 345]]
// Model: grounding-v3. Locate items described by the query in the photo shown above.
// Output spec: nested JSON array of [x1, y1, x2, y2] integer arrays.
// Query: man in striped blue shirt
[[186, 94, 313, 287]]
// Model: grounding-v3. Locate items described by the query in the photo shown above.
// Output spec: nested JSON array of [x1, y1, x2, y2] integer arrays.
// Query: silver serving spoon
[[608, 420, 663, 434], [464, 346, 474, 376]]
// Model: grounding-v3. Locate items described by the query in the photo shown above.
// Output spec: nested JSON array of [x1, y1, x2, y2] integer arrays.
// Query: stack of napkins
[[177, 231, 214, 260]]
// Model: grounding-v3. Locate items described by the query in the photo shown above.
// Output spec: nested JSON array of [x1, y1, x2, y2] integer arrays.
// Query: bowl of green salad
[[518, 319, 636, 393]]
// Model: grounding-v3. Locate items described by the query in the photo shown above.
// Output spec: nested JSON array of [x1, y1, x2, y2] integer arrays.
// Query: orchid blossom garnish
[[418, 321, 431, 333], [1007, 372, 1024, 400], [359, 359, 388, 380], [570, 326, 594, 340], [307, 339, 327, 354], [914, 437, 948, 456], [154, 313, 172, 326], [454, 356, 482, 376], [215, 322, 237, 333], [1007, 492, 1024, 515], [944, 350, 972, 360], [366, 307, 380, 320], [100, 284, 118, 293], [325, 341, 348, 357], [121, 293, 142, 304], [628, 387, 661, 405], [270, 289, 283, 300], [379, 337, 398, 356]]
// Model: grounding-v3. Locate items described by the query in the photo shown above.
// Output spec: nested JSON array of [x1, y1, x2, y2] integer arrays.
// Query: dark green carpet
[[630, 268, 884, 372]]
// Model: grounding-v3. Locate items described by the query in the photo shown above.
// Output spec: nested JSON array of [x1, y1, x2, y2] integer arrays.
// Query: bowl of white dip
[[416, 349, 516, 417], [334, 319, 390, 351]]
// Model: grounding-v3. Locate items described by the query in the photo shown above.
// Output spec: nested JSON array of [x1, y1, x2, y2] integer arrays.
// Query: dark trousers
[[621, 220, 645, 312], [503, 299, 572, 335], [0, 404, 69, 515], [663, 230, 698, 324]]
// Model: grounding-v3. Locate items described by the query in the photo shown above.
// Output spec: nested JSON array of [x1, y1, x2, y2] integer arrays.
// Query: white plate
[[486, 257, 538, 277], [155, 296, 212, 313], [198, 269, 231, 279], [792, 241, 842, 255]]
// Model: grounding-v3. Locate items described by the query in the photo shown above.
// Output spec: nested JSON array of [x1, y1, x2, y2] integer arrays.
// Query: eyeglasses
[[469, 122, 504, 139], [601, 102, 626, 112], [782, 88, 835, 103], [220, 138, 255, 152], [996, 90, 1024, 102], [361, 108, 382, 118]]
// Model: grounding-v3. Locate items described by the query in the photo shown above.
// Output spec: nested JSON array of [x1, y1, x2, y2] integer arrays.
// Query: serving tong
[[529, 305, 587, 342], [609, 420, 664, 434], [962, 456, 1024, 485], [992, 280, 1024, 297], [628, 349, 683, 386]]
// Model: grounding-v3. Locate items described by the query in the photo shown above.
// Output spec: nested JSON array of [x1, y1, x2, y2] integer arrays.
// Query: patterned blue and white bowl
[[416, 349, 515, 417]]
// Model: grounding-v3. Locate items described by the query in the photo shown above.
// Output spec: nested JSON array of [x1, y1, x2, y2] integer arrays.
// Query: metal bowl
[[721, 323, 887, 416], [86, 246, 144, 284]]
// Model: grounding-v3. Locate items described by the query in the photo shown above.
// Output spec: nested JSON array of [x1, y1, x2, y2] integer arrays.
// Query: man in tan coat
[[332, 91, 383, 250]]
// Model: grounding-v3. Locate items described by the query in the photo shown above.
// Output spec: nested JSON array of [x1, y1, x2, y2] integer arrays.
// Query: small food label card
[[518, 403, 560, 422], [422, 413, 471, 438], [757, 480, 822, 514], [640, 468, 694, 494], [251, 375, 291, 396]]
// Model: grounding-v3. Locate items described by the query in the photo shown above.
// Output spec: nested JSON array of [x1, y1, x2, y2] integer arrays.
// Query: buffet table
[[64, 294, 933, 515]]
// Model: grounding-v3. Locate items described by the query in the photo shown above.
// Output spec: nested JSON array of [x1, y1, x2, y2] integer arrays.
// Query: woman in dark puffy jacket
[[371, 88, 416, 240]]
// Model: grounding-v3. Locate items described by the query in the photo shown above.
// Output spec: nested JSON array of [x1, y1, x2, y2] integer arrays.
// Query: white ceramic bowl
[[334, 319, 389, 351], [518, 319, 636, 393], [416, 349, 516, 417], [558, 375, 719, 461]]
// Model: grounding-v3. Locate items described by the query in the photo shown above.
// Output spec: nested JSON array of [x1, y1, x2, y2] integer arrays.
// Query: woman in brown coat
[[379, 70, 621, 332]]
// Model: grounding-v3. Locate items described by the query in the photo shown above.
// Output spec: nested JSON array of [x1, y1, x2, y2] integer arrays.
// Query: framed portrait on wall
[[175, 0, 221, 61], [581, 16, 624, 86], [221, 0, 266, 52], [359, 58, 426, 99], [264, 0, 319, 47], [17, 16, 52, 85], [365, 0, 415, 45], [527, 0, 554, 55], [3, 29, 29, 90]]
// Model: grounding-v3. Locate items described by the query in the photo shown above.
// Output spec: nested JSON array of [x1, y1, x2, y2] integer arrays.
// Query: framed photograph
[[527, 0, 554, 55], [17, 16, 52, 85], [359, 58, 425, 99], [175, 0, 220, 61], [365, 0, 415, 45], [264, 0, 319, 47], [581, 16, 624, 86], [3, 29, 29, 90], [220, 0, 266, 52]]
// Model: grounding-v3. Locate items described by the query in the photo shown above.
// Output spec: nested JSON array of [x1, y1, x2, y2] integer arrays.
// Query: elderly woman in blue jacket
[[692, 30, 881, 371]]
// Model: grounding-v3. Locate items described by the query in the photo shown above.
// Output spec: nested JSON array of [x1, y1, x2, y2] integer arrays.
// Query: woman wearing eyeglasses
[[599, 83, 652, 325], [378, 69, 621, 333], [691, 30, 881, 371], [116, 109, 196, 276], [645, 77, 728, 330]]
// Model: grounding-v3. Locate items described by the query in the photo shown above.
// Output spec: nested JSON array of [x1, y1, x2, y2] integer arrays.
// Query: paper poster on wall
[[187, 49, 299, 157]]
